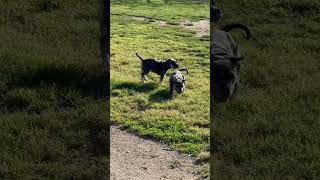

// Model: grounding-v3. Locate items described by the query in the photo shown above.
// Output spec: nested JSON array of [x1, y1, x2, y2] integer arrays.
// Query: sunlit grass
[[111, 0, 210, 156]]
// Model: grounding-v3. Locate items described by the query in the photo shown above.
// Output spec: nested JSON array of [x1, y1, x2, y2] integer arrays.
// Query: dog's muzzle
[[172, 64, 179, 69], [176, 87, 184, 94]]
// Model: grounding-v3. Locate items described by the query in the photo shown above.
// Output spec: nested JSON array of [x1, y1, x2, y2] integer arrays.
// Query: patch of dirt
[[181, 20, 210, 37], [130, 16, 210, 37], [111, 126, 207, 180], [132, 16, 146, 21], [132, 16, 168, 27]]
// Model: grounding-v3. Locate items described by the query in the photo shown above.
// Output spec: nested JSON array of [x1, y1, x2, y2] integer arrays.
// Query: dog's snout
[[176, 88, 183, 94], [171, 62, 179, 69]]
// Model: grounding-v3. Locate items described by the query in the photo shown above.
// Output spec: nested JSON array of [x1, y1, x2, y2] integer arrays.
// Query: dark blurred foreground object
[[211, 24, 251, 103], [211, 7, 222, 22], [210, 0, 222, 22]]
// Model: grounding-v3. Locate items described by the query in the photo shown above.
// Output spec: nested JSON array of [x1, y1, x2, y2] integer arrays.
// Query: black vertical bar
[[210, 0, 215, 179], [99, 0, 110, 179], [211, 0, 215, 7]]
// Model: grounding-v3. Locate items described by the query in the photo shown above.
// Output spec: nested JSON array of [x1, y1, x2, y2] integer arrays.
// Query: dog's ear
[[164, 60, 171, 68]]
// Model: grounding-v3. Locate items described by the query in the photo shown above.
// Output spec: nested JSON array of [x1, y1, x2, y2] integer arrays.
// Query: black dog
[[136, 53, 179, 84], [211, 23, 251, 103], [169, 68, 188, 98]]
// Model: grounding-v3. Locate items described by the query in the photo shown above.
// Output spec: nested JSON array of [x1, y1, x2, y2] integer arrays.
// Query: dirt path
[[181, 20, 210, 37], [131, 16, 168, 27], [110, 126, 207, 180], [110, 16, 209, 180]]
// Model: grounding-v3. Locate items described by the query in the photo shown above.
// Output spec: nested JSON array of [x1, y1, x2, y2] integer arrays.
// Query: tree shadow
[[149, 89, 171, 102], [8, 64, 107, 98], [112, 82, 158, 93]]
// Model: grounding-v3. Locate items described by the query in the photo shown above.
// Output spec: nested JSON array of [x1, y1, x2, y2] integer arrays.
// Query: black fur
[[136, 53, 179, 84], [211, 24, 251, 103]]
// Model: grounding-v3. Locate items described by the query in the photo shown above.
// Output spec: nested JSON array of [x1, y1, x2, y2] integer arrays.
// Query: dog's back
[[142, 59, 165, 75], [170, 71, 183, 82], [212, 30, 240, 60], [212, 24, 250, 60], [211, 24, 250, 102], [137, 52, 180, 84], [137, 53, 163, 74]]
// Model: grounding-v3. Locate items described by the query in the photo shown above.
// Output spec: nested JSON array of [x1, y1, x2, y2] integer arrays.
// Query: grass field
[[110, 0, 210, 158], [0, 0, 108, 178], [212, 0, 320, 179]]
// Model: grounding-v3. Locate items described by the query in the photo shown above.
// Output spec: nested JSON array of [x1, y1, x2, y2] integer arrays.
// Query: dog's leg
[[143, 75, 148, 81], [160, 74, 165, 85], [169, 82, 174, 98], [141, 73, 145, 83], [141, 66, 149, 82]]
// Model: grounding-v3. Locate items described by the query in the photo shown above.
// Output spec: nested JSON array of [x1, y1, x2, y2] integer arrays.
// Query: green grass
[[0, 0, 107, 178], [212, 0, 320, 179], [111, 0, 210, 156], [111, 0, 209, 23]]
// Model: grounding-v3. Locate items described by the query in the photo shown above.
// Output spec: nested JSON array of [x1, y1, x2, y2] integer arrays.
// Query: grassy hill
[[110, 0, 210, 157], [0, 0, 108, 178], [212, 0, 320, 179]]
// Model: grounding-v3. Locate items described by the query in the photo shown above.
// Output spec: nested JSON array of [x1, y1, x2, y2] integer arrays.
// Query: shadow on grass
[[112, 82, 158, 93], [149, 89, 171, 102], [7, 64, 108, 98]]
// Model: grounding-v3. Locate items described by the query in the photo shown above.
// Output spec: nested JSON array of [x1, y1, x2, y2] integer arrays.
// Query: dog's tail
[[136, 53, 144, 61], [221, 23, 251, 39], [179, 68, 189, 74]]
